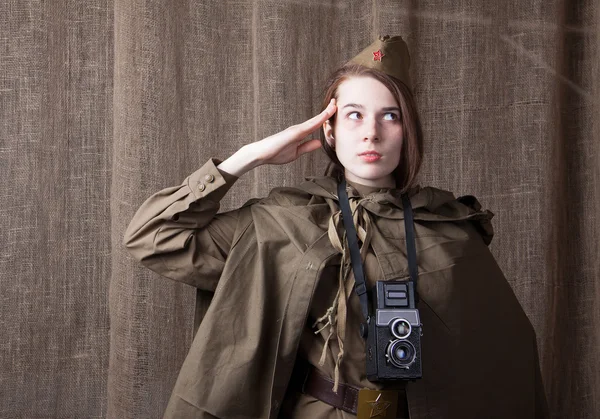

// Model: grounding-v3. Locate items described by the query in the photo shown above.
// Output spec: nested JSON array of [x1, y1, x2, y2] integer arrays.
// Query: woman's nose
[[363, 118, 379, 142]]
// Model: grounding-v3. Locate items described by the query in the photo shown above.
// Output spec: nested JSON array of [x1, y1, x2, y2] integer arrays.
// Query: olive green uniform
[[124, 158, 548, 418]]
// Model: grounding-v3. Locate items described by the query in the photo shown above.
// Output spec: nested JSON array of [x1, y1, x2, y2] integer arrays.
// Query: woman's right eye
[[348, 111, 361, 120]]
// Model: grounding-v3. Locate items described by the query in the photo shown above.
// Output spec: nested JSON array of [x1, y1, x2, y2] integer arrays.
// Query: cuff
[[188, 158, 239, 202]]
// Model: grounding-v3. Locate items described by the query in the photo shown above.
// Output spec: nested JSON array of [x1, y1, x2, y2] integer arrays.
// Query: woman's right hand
[[249, 98, 337, 166], [217, 99, 337, 177]]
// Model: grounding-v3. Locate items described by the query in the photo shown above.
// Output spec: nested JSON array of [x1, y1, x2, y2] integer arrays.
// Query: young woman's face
[[324, 76, 403, 188]]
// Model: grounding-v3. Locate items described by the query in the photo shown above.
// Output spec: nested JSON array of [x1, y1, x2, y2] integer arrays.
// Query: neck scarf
[[313, 193, 373, 393]]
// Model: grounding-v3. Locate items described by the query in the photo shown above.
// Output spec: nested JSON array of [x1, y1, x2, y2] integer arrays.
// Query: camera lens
[[390, 318, 412, 339], [395, 346, 409, 360], [386, 340, 416, 368]]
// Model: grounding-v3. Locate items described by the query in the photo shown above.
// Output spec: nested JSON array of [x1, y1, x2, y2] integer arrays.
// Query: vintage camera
[[365, 280, 422, 381]]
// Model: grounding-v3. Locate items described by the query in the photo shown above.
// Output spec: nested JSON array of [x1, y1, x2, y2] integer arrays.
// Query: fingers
[[316, 98, 337, 121], [297, 139, 322, 156], [295, 99, 337, 136]]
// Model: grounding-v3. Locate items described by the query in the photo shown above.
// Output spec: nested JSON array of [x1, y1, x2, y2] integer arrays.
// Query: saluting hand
[[217, 99, 337, 177], [250, 98, 337, 166]]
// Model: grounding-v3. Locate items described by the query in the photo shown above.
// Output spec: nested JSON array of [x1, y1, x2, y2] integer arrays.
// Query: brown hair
[[320, 63, 423, 193]]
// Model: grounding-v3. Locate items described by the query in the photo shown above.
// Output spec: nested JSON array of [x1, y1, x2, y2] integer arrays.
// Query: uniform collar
[[298, 176, 460, 217]]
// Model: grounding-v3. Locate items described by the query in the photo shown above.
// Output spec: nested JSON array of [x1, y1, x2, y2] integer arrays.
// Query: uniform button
[[198, 183, 206, 192], [204, 174, 215, 183]]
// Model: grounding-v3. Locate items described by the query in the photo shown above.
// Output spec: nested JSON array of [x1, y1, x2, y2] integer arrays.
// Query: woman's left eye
[[383, 112, 398, 121]]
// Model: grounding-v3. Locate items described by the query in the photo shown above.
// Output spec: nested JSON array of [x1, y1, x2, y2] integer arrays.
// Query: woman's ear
[[323, 120, 334, 148]]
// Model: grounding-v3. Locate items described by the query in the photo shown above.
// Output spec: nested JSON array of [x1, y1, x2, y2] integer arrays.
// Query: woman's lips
[[359, 152, 382, 162]]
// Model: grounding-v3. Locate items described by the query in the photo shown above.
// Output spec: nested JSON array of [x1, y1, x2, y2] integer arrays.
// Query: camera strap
[[401, 193, 419, 296], [337, 179, 371, 322], [337, 179, 419, 325]]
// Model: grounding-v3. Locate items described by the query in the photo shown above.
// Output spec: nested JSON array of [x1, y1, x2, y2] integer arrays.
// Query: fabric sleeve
[[123, 158, 242, 291]]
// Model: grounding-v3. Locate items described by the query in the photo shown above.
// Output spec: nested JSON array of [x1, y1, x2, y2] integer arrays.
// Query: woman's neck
[[346, 179, 391, 197]]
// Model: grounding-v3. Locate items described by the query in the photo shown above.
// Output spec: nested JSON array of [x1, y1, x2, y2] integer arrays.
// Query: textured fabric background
[[1, 1, 598, 418]]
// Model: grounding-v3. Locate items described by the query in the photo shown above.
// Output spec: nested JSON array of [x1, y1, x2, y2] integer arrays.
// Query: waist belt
[[290, 360, 409, 417]]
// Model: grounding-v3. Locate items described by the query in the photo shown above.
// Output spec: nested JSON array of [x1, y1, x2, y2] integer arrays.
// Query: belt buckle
[[357, 388, 398, 419]]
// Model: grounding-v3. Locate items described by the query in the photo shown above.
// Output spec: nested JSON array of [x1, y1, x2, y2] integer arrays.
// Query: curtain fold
[[1, 0, 598, 418], [0, 1, 113, 417]]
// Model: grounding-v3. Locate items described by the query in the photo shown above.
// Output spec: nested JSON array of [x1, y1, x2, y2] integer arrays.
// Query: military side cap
[[348, 35, 412, 89]]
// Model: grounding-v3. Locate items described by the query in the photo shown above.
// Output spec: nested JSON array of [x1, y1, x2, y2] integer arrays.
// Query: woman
[[124, 36, 548, 419]]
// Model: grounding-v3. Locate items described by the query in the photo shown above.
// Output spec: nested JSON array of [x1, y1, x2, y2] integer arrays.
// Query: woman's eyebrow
[[340, 103, 400, 112], [341, 103, 364, 109]]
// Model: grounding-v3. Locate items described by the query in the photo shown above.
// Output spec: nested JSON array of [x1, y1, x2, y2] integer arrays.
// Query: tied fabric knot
[[312, 195, 373, 393]]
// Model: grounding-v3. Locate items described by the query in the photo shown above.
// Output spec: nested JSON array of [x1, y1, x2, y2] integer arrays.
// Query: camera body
[[365, 280, 422, 382]]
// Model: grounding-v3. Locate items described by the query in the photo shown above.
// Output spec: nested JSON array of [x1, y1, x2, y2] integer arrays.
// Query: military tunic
[[123, 158, 548, 419], [279, 180, 408, 418]]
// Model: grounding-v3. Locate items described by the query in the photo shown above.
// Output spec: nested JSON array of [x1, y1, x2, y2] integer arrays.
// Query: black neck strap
[[337, 179, 419, 323], [401, 193, 419, 293], [337, 180, 370, 321]]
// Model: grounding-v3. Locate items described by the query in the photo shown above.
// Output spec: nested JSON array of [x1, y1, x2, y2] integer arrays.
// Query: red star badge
[[372, 49, 385, 61]]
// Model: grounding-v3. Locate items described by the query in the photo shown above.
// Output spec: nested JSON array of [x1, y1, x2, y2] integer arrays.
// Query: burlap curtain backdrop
[[1, 0, 599, 418]]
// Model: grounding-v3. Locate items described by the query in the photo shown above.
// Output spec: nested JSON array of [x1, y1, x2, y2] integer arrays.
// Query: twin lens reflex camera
[[364, 280, 422, 381]]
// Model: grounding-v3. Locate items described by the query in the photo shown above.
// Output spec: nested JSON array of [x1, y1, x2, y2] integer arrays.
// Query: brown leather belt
[[290, 359, 409, 416]]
